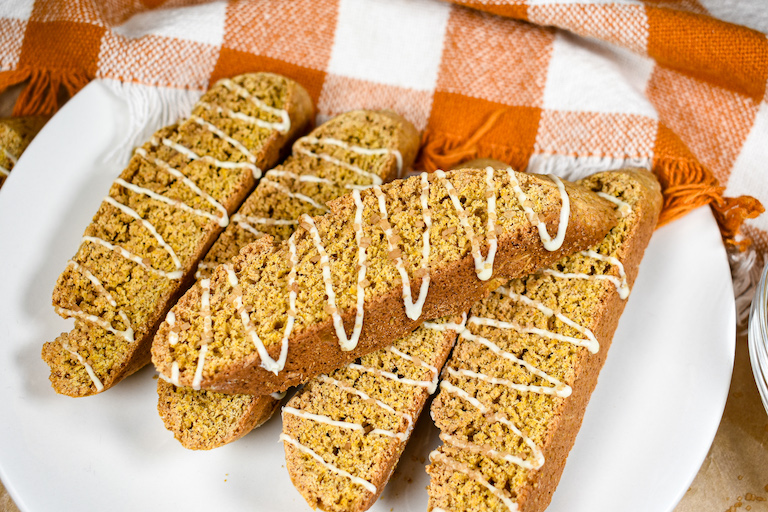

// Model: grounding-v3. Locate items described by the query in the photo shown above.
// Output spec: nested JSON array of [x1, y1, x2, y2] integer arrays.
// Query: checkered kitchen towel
[[0, 0, 766, 315]]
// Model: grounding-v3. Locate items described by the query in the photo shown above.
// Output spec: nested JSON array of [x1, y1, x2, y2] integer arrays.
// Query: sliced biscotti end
[[45, 73, 313, 397], [282, 316, 463, 512], [156, 379, 279, 450], [152, 168, 618, 396], [426, 169, 661, 512]]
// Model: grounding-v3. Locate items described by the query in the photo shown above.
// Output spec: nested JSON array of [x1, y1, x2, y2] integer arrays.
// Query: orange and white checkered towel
[[0, 0, 765, 314]]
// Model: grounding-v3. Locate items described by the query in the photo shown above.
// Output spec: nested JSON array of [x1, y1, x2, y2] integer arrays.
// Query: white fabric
[[328, 0, 451, 90]]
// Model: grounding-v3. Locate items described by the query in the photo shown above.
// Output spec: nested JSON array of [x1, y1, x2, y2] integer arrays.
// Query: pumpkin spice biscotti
[[152, 167, 619, 396], [157, 109, 419, 449], [43, 73, 313, 397], [282, 315, 465, 512], [0, 115, 49, 188], [426, 169, 662, 512]]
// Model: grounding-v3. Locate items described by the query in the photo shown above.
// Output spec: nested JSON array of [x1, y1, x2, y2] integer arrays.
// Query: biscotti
[[0, 115, 48, 188], [426, 169, 662, 512], [282, 315, 465, 512], [43, 73, 313, 397], [152, 167, 619, 396], [157, 110, 419, 449], [195, 109, 419, 279]]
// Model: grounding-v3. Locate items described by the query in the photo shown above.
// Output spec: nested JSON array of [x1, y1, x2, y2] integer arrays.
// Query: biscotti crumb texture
[[282, 315, 465, 512], [426, 169, 662, 512], [196, 109, 419, 279], [152, 167, 618, 396], [0, 115, 48, 188], [43, 73, 313, 397], [157, 110, 419, 450]]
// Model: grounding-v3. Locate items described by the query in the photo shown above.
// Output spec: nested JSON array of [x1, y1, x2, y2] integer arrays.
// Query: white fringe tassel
[[99, 78, 203, 167], [526, 153, 652, 181], [730, 243, 764, 330]]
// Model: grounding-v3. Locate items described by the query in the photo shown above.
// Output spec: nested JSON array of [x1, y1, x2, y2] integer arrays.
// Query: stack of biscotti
[[151, 167, 619, 399], [0, 115, 49, 188], [427, 169, 662, 512], [156, 110, 420, 450], [282, 315, 465, 512], [42, 73, 313, 397]]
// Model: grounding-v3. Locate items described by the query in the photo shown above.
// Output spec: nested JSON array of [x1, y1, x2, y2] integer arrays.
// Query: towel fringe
[[730, 244, 763, 329], [100, 79, 203, 166], [0, 67, 91, 116]]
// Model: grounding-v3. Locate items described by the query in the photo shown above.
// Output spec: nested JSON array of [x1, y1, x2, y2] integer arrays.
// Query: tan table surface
[[2, 332, 766, 511]]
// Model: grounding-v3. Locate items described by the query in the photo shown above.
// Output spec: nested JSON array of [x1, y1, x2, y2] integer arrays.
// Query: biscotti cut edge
[[43, 73, 314, 397], [152, 168, 619, 396]]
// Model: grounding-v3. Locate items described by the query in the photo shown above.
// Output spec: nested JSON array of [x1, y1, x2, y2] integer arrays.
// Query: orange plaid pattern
[[0, 0, 764, 255]]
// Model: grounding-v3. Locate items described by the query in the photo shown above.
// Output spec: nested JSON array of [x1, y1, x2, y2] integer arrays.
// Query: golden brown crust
[[43, 73, 314, 397], [426, 169, 662, 512], [152, 169, 618, 396], [517, 169, 661, 512], [283, 317, 462, 512]]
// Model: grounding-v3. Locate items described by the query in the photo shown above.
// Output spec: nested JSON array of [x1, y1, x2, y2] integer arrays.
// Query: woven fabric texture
[[0, 0, 765, 254]]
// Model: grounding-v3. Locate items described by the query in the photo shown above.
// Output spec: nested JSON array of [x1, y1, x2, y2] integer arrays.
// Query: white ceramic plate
[[0, 80, 735, 512]]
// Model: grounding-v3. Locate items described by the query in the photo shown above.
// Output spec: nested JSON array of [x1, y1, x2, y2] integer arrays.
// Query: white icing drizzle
[[153, 136, 260, 178], [434, 168, 498, 281], [279, 433, 377, 494], [295, 136, 399, 185], [372, 175, 431, 320], [166, 311, 179, 346], [494, 287, 599, 354], [317, 374, 413, 440], [190, 115, 258, 165], [217, 78, 291, 134], [231, 212, 297, 237], [284, 406, 370, 433], [300, 189, 367, 351], [347, 363, 434, 392], [440, 432, 543, 471], [270, 391, 287, 400], [194, 261, 213, 280], [133, 147, 229, 227], [114, 177, 227, 227], [61, 341, 104, 392], [437, 380, 544, 472], [506, 169, 570, 252], [170, 361, 181, 386], [55, 261, 135, 343], [102, 196, 184, 279], [579, 249, 630, 299], [0, 148, 16, 176], [224, 233, 299, 375], [423, 312, 468, 333], [596, 191, 632, 217], [4, 148, 17, 164], [197, 101, 287, 137], [265, 169, 335, 186], [81, 235, 179, 280], [261, 178, 329, 212], [192, 279, 213, 390], [429, 450, 519, 512], [455, 329, 571, 397], [385, 345, 440, 394], [54, 304, 134, 344]]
